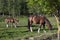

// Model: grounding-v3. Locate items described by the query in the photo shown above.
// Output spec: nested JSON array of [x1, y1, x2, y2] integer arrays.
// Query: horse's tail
[[28, 18, 30, 31], [45, 18, 52, 30]]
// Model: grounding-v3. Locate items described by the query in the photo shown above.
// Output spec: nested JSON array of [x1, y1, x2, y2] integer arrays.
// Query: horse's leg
[[11, 23, 13, 28], [13, 23, 16, 28], [5, 21, 9, 28], [30, 25, 33, 32], [38, 24, 42, 33], [28, 23, 33, 32], [6, 24, 8, 28], [28, 19, 33, 32], [43, 24, 46, 33], [29, 23, 33, 32], [28, 24, 31, 32], [38, 27, 40, 33]]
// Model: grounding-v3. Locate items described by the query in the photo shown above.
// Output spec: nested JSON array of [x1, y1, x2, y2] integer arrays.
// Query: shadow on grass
[[17, 25, 28, 27], [19, 28, 58, 33], [21, 28, 58, 33], [17, 25, 36, 27], [17, 25, 58, 30], [16, 25, 58, 33], [33, 28, 58, 31]]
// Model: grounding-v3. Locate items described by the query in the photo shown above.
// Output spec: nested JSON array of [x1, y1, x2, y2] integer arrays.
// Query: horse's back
[[32, 16, 40, 24], [5, 17, 14, 23], [5, 18, 10, 23], [28, 15, 46, 24]]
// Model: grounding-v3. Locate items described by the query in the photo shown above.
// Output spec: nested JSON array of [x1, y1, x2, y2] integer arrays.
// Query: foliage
[[0, 0, 60, 16]]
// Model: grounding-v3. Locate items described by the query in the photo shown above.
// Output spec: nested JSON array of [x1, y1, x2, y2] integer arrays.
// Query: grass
[[0, 16, 58, 40]]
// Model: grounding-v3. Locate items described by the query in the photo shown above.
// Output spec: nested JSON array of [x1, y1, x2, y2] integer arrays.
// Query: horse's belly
[[40, 20, 45, 24], [33, 21, 39, 24], [36, 22, 40, 24]]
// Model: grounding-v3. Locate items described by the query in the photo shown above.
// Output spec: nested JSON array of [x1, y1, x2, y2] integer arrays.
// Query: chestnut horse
[[28, 15, 52, 33], [5, 17, 19, 28]]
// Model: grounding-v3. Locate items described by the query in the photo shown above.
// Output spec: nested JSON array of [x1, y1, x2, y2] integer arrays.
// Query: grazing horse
[[28, 15, 52, 33], [5, 17, 19, 28]]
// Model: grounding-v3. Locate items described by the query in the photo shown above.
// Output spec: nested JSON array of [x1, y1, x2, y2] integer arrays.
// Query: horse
[[5, 17, 19, 28], [28, 15, 52, 33]]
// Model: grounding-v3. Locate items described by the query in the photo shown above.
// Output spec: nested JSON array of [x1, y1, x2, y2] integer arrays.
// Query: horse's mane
[[45, 17, 52, 30]]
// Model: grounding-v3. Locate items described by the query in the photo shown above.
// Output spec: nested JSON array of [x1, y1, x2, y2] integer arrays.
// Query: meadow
[[0, 16, 58, 40]]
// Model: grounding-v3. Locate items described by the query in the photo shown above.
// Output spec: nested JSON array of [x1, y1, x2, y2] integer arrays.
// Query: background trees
[[0, 0, 60, 18]]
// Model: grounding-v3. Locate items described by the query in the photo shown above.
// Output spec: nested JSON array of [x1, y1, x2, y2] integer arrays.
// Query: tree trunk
[[54, 16, 60, 30], [54, 15, 60, 40]]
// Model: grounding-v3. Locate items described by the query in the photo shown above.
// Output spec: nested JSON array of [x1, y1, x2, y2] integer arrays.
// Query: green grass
[[0, 16, 58, 40]]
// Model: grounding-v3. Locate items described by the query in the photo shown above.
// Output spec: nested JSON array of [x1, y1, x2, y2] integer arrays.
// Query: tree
[[7, 0, 11, 16], [20, 0, 28, 15], [0, 0, 8, 16]]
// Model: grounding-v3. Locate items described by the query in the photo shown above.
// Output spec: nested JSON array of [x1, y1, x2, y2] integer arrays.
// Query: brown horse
[[5, 17, 19, 28], [28, 15, 52, 33]]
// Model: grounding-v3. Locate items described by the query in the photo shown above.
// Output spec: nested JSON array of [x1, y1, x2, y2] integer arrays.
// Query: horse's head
[[13, 18, 19, 24], [16, 19, 19, 22], [44, 16, 53, 30]]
